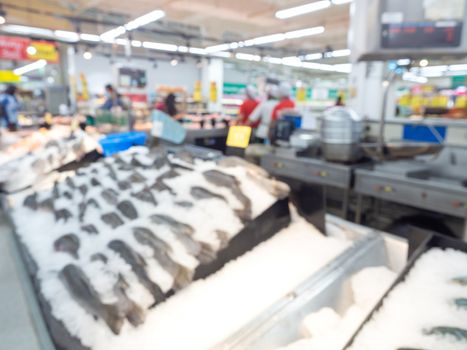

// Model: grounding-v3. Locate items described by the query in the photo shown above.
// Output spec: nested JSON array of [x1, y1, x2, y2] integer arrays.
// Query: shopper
[[335, 95, 344, 106], [248, 86, 279, 143], [0, 85, 20, 131], [101, 84, 125, 110], [238, 85, 259, 126], [271, 83, 295, 121], [163, 93, 178, 117]]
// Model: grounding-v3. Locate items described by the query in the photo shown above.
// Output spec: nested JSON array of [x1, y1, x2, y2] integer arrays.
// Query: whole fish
[[190, 186, 226, 202], [79, 199, 99, 222], [151, 179, 175, 194], [54, 209, 73, 223], [101, 212, 124, 229], [454, 298, 467, 310], [131, 188, 157, 206], [197, 243, 218, 264], [150, 214, 201, 257], [203, 170, 252, 221], [63, 191, 73, 200], [59, 264, 123, 335], [81, 224, 99, 235], [65, 176, 76, 190], [153, 154, 170, 170], [117, 181, 131, 191], [101, 188, 119, 206], [172, 150, 195, 165], [218, 156, 268, 177], [78, 184, 88, 196], [451, 276, 467, 286], [23, 192, 38, 210], [113, 275, 146, 327], [127, 171, 147, 183], [108, 240, 165, 303], [91, 178, 102, 187], [38, 197, 54, 212], [91, 168, 99, 175], [32, 158, 46, 173], [103, 163, 118, 181], [133, 227, 192, 288], [54, 234, 80, 259], [215, 230, 230, 250], [91, 253, 108, 264], [117, 201, 139, 220], [423, 326, 467, 341], [45, 140, 60, 149], [175, 201, 193, 208], [52, 182, 60, 199]]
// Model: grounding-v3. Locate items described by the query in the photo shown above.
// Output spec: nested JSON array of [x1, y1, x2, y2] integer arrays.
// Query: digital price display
[[382, 21, 463, 48]]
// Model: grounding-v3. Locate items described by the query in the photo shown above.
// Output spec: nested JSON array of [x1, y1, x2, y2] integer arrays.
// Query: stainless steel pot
[[321, 107, 363, 162]]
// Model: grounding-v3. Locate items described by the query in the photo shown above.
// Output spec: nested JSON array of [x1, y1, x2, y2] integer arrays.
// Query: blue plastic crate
[[402, 124, 446, 144], [99, 131, 147, 157]]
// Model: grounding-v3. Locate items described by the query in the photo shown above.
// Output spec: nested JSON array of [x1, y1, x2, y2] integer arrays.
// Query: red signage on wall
[[0, 35, 59, 62]]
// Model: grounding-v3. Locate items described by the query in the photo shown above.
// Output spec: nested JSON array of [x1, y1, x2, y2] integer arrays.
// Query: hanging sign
[[0, 35, 59, 62], [0, 70, 20, 83]]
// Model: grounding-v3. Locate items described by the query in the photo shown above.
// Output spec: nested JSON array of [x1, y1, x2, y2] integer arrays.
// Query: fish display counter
[[4, 147, 294, 350], [0, 126, 99, 193], [214, 219, 407, 350]]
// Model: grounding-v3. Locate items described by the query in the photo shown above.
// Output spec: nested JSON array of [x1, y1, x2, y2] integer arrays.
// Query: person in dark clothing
[[0, 85, 20, 130], [101, 84, 125, 110], [164, 93, 178, 117]]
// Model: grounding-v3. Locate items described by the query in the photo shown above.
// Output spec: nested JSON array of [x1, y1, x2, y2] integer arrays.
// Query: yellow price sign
[[28, 41, 59, 63], [44, 112, 53, 125], [0, 70, 20, 83], [226, 126, 252, 149]]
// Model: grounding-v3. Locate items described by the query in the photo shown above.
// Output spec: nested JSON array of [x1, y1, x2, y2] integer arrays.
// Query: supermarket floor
[[0, 212, 42, 350]]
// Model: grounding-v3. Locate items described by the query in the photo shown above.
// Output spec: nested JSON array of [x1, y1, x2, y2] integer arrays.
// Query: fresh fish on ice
[[52, 182, 60, 199], [190, 186, 226, 202], [133, 227, 192, 289], [215, 230, 230, 249], [32, 158, 46, 173], [172, 150, 195, 165], [108, 240, 165, 303], [131, 188, 157, 206], [103, 163, 117, 180], [423, 326, 467, 341], [117, 201, 139, 220], [90, 178, 101, 187], [63, 191, 73, 200], [203, 169, 252, 221], [101, 188, 119, 206], [54, 234, 80, 259], [175, 201, 193, 208], [38, 197, 54, 212], [101, 212, 124, 229], [65, 176, 76, 190], [451, 276, 467, 286], [78, 184, 88, 196], [54, 208, 73, 223], [81, 224, 99, 235], [90, 253, 108, 264], [454, 298, 467, 310], [127, 171, 147, 184], [23, 192, 38, 210], [117, 181, 131, 191], [113, 275, 146, 327], [59, 264, 123, 335]]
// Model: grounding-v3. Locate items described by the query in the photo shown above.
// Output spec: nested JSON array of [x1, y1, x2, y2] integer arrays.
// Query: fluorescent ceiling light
[[302, 62, 335, 71], [235, 53, 261, 61], [330, 49, 351, 57], [54, 30, 79, 42], [276, 0, 331, 19], [333, 63, 352, 73], [100, 26, 126, 42], [125, 10, 165, 31], [2, 25, 53, 37], [449, 64, 467, 71], [211, 51, 231, 58], [244, 33, 285, 46], [205, 43, 231, 53], [284, 26, 325, 39], [332, 0, 352, 4], [142, 41, 178, 52], [189, 47, 207, 55], [131, 40, 142, 47], [115, 38, 129, 46], [282, 56, 303, 67], [80, 33, 101, 42], [14, 59, 47, 75], [263, 57, 283, 64], [396, 58, 411, 66], [403, 72, 428, 84], [178, 46, 189, 53], [305, 52, 323, 60]]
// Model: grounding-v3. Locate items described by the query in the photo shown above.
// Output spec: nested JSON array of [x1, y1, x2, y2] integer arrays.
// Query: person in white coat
[[248, 86, 278, 143]]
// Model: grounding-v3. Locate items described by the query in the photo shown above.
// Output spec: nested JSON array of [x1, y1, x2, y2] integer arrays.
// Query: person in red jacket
[[238, 86, 260, 127], [272, 83, 295, 121]]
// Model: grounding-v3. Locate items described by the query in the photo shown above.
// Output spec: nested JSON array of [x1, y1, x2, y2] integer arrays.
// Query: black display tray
[[11, 198, 291, 350], [344, 230, 467, 349]]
